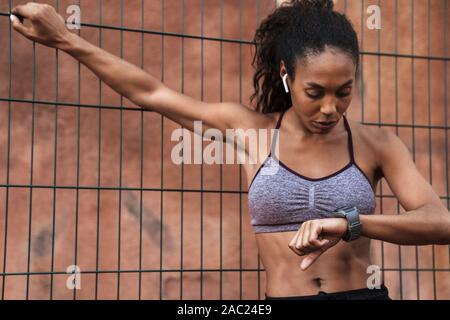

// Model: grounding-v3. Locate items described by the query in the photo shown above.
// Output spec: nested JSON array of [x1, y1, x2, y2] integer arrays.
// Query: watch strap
[[334, 206, 362, 242]]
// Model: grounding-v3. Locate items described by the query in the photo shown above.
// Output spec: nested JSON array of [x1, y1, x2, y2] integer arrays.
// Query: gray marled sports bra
[[248, 109, 376, 233]]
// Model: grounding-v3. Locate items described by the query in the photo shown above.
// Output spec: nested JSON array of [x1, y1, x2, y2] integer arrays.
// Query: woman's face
[[280, 46, 357, 136]]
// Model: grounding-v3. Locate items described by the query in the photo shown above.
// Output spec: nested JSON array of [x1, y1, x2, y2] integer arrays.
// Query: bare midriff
[[256, 231, 372, 297]]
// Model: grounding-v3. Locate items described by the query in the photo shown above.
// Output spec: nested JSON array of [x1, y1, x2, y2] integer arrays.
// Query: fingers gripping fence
[[0, 0, 449, 300]]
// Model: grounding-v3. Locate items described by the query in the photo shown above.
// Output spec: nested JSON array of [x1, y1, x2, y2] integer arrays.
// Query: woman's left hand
[[11, 3, 72, 49], [288, 218, 348, 271]]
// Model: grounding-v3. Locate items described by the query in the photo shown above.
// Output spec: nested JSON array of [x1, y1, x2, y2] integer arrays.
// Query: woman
[[10, 0, 450, 300]]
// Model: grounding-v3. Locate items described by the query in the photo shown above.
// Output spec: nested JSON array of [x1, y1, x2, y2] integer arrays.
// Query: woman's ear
[[279, 60, 287, 78]]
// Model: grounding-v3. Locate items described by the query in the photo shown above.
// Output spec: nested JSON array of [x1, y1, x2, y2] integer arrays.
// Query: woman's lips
[[313, 121, 337, 129]]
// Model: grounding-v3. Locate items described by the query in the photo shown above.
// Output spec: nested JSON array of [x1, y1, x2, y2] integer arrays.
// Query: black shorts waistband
[[265, 284, 391, 300]]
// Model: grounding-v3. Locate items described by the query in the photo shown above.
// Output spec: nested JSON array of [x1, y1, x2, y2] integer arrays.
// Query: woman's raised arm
[[11, 2, 270, 138]]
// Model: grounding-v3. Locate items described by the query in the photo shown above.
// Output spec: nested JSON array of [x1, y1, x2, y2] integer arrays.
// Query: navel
[[313, 277, 323, 287]]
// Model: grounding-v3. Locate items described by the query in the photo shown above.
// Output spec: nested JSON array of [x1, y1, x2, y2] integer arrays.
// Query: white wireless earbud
[[282, 74, 289, 93]]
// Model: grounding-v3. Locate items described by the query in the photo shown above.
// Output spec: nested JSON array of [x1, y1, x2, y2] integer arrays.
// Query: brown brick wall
[[0, 0, 448, 299]]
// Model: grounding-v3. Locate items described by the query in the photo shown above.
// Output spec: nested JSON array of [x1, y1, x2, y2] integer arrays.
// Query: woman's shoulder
[[346, 117, 385, 175], [239, 107, 281, 130], [346, 117, 381, 144], [254, 110, 284, 130]]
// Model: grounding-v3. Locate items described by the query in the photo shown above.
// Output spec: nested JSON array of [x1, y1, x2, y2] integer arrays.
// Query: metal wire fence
[[0, 0, 449, 300]]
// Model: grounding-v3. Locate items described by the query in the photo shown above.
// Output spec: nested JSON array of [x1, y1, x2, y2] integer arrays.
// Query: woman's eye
[[306, 92, 322, 99], [306, 88, 352, 99], [337, 88, 352, 97]]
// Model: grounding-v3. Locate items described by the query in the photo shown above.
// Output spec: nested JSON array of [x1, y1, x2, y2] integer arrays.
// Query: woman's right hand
[[11, 2, 73, 50]]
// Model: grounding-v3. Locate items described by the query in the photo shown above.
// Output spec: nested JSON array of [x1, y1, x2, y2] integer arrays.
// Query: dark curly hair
[[250, 0, 360, 113]]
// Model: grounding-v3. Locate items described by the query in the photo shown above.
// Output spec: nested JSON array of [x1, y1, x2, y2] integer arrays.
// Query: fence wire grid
[[0, 0, 449, 300]]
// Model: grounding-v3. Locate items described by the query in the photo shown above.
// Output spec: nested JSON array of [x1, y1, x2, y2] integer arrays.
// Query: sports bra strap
[[269, 111, 355, 164], [270, 110, 287, 154], [275, 109, 287, 130], [342, 115, 355, 164]]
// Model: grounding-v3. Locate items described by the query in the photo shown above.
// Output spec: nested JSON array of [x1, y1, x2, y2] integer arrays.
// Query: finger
[[10, 12, 24, 23], [300, 249, 325, 271], [10, 14, 33, 38], [289, 224, 305, 256], [296, 222, 310, 255], [289, 222, 303, 248], [310, 224, 328, 248], [289, 233, 303, 256], [11, 4, 36, 20], [290, 244, 304, 256], [299, 222, 313, 254], [311, 238, 330, 248], [306, 221, 321, 251]]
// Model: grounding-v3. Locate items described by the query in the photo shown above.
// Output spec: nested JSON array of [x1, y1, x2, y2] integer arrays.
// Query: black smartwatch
[[332, 206, 362, 242]]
